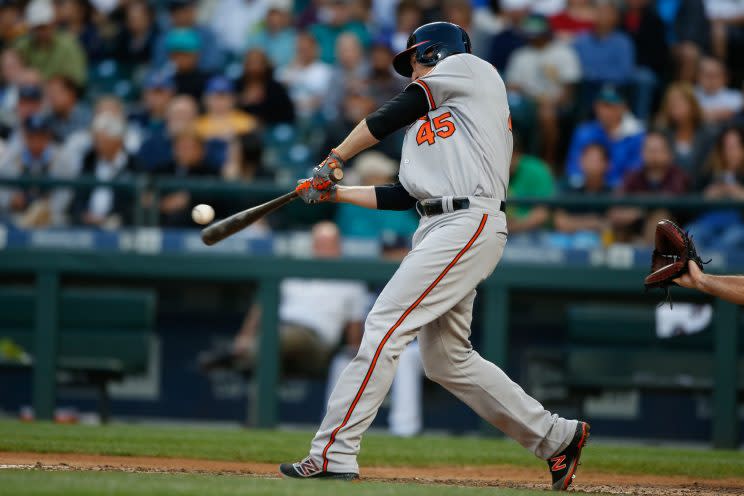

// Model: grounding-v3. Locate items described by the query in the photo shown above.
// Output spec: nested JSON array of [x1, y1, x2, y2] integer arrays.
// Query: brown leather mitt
[[644, 219, 707, 290]]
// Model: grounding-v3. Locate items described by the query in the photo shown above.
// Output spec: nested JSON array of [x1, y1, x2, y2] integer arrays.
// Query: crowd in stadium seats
[[0, 0, 743, 248]]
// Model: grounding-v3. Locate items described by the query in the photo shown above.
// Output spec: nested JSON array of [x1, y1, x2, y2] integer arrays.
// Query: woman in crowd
[[235, 48, 295, 126], [655, 83, 713, 177], [686, 126, 744, 249]]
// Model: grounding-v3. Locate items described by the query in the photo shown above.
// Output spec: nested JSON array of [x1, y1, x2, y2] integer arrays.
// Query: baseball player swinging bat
[[200, 168, 343, 245], [277, 22, 589, 491]]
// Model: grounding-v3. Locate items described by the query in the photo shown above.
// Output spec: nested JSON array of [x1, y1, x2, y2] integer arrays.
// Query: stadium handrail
[[1, 176, 743, 226]]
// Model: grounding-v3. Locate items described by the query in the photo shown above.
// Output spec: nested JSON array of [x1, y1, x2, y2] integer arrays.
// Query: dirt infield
[[1, 452, 742, 495]]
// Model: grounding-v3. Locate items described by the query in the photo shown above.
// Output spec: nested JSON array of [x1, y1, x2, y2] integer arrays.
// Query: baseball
[[191, 204, 215, 225]]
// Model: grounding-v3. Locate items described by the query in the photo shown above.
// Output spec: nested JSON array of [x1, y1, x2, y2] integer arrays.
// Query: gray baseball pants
[[309, 198, 578, 473]]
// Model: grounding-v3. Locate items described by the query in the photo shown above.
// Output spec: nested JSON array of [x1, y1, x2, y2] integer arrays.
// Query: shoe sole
[[279, 469, 359, 481], [556, 422, 590, 491]]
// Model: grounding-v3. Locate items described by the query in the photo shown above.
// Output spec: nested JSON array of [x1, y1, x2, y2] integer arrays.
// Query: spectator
[[69, 112, 136, 228], [367, 41, 406, 106], [158, 128, 219, 226], [222, 131, 270, 182], [199, 221, 369, 376], [195, 76, 258, 142], [610, 131, 690, 244], [668, 0, 710, 83], [235, 48, 295, 126], [153, 0, 223, 73], [45, 75, 90, 141], [54, 0, 113, 61], [442, 0, 475, 50], [389, 0, 422, 54], [0, 49, 30, 130], [686, 126, 744, 250], [0, 113, 78, 226], [486, 0, 529, 73], [506, 136, 556, 234], [549, 0, 595, 40], [244, 0, 297, 70], [2, 83, 44, 150], [573, 1, 634, 90], [277, 31, 333, 120], [621, 0, 668, 120], [325, 32, 369, 121], [655, 82, 713, 176], [695, 57, 743, 126], [129, 71, 176, 139], [136, 94, 200, 173], [208, 0, 268, 56], [554, 143, 611, 241], [165, 28, 212, 101], [698, 127, 744, 200], [309, 0, 370, 64], [335, 151, 418, 239], [115, 0, 158, 67], [505, 14, 581, 165], [15, 0, 87, 85], [706, 0, 744, 63], [532, 0, 567, 17], [622, 0, 668, 79], [565, 85, 645, 188], [0, 0, 25, 49]]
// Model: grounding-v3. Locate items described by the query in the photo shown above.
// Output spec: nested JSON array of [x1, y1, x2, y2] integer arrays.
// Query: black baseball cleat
[[279, 456, 359, 481], [547, 421, 590, 491]]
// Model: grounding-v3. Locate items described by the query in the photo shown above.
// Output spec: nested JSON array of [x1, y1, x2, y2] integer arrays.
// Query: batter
[[284, 22, 589, 491]]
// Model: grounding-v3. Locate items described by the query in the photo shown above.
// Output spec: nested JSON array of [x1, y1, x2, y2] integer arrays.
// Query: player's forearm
[[334, 120, 379, 162], [335, 185, 378, 209], [698, 274, 744, 305]]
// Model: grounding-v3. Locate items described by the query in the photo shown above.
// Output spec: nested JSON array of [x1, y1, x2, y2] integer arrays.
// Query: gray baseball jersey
[[398, 53, 513, 200]]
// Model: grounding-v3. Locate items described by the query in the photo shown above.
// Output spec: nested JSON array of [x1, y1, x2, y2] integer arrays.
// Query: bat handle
[[330, 167, 344, 183]]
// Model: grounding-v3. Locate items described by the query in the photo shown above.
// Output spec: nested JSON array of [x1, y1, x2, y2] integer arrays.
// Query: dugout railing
[[2, 176, 744, 225]]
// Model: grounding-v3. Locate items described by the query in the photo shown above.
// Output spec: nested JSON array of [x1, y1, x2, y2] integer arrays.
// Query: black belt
[[415, 197, 506, 217]]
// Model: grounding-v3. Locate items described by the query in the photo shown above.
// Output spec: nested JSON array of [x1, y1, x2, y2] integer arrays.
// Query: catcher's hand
[[312, 149, 345, 190], [295, 179, 336, 204], [673, 260, 705, 289], [644, 219, 709, 299]]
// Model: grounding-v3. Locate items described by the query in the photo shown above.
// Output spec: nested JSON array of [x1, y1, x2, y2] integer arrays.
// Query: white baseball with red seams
[[306, 53, 579, 475]]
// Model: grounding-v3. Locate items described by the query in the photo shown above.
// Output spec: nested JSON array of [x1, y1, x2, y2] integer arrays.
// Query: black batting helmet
[[392, 22, 471, 78]]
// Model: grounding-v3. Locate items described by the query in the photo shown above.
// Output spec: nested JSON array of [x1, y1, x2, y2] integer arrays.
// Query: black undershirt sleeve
[[365, 84, 430, 141], [374, 182, 418, 211]]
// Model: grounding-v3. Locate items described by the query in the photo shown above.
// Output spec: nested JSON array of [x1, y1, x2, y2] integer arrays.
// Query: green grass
[[0, 470, 602, 496], [0, 420, 742, 480]]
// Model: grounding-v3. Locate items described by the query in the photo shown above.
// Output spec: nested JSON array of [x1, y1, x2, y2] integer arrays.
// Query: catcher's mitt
[[644, 219, 708, 299]]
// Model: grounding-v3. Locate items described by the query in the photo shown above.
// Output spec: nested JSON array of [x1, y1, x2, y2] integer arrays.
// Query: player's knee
[[420, 353, 448, 384]]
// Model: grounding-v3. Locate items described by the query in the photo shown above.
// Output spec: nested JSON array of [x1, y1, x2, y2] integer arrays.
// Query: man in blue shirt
[[565, 86, 645, 188], [573, 2, 635, 85]]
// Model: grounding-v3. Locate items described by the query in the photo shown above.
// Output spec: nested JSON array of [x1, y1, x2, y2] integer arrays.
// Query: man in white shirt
[[695, 57, 744, 124], [506, 14, 581, 164], [277, 32, 334, 121], [202, 221, 369, 375]]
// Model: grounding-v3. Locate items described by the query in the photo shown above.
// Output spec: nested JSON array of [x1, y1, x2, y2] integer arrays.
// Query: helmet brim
[[392, 46, 416, 78]]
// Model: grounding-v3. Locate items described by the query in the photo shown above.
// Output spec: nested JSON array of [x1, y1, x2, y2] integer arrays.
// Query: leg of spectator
[[674, 42, 701, 83], [632, 67, 657, 122], [537, 101, 559, 166], [388, 340, 423, 437], [712, 21, 728, 61]]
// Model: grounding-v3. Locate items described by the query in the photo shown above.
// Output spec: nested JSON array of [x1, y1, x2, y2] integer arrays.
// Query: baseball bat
[[201, 168, 343, 246]]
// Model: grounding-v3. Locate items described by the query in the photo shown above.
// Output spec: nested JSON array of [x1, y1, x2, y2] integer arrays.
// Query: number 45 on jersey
[[416, 112, 456, 146]]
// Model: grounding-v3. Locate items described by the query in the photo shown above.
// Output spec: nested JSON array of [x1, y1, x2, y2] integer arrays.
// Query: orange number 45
[[416, 112, 456, 146]]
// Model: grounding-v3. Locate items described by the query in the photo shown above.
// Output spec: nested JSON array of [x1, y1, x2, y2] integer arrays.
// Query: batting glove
[[312, 149, 345, 190], [296, 179, 337, 204]]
